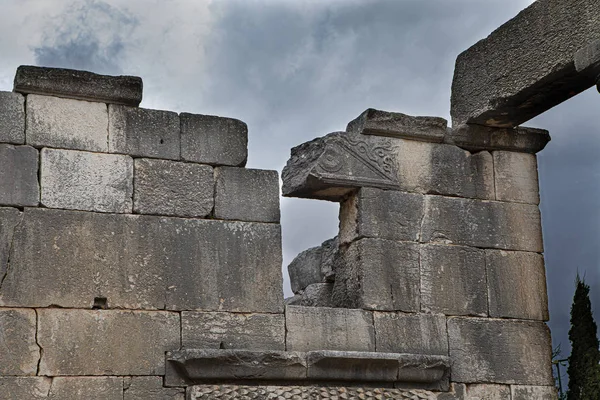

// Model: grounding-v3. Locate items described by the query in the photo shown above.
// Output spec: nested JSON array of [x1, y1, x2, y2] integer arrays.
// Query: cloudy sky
[[1, 0, 598, 366]]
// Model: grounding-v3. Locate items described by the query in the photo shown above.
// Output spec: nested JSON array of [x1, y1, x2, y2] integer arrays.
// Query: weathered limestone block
[[48, 377, 123, 400], [374, 312, 448, 356], [181, 312, 285, 350], [282, 133, 493, 201], [297, 283, 334, 307], [493, 151, 539, 204], [0, 377, 51, 399], [109, 105, 180, 159], [214, 167, 280, 223], [0, 308, 39, 375], [37, 309, 180, 375], [465, 384, 511, 399], [133, 158, 214, 217], [26, 94, 108, 152], [511, 385, 558, 400], [333, 238, 420, 312], [486, 250, 549, 321], [0, 144, 39, 207], [0, 207, 21, 282], [339, 187, 423, 244], [306, 351, 399, 382], [420, 244, 488, 316], [397, 354, 451, 387], [346, 108, 447, 142], [448, 317, 553, 385], [420, 195, 543, 252], [40, 148, 133, 213], [14, 65, 143, 106], [0, 91, 25, 144], [0, 208, 283, 312], [288, 237, 338, 293], [451, 0, 600, 128], [445, 125, 550, 154], [123, 376, 185, 400], [286, 306, 375, 352], [180, 113, 248, 167]]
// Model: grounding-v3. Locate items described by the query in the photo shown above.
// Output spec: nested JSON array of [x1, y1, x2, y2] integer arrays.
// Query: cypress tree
[[567, 275, 600, 400]]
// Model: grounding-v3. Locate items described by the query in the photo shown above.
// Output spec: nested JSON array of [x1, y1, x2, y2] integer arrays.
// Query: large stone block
[[0, 144, 39, 207], [306, 351, 399, 382], [0, 308, 39, 375], [0, 377, 51, 399], [448, 317, 553, 385], [214, 167, 280, 223], [420, 196, 543, 252], [286, 306, 375, 352], [14, 65, 143, 106], [486, 250, 549, 321], [374, 312, 448, 356], [451, 0, 600, 128], [445, 125, 550, 154], [26, 94, 108, 152], [109, 105, 180, 159], [37, 309, 180, 375], [466, 384, 511, 399], [133, 158, 214, 217], [287, 237, 338, 294], [295, 283, 334, 307], [511, 385, 558, 400], [124, 376, 184, 400], [332, 238, 420, 312], [0, 207, 21, 283], [180, 113, 248, 167], [0, 208, 283, 312], [0, 91, 25, 144], [420, 244, 487, 316], [48, 377, 123, 400], [40, 148, 133, 213], [339, 187, 423, 244], [493, 151, 539, 204], [181, 312, 285, 350]]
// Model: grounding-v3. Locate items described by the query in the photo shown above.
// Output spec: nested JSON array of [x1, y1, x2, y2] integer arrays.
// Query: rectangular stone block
[[466, 384, 511, 399], [109, 105, 180, 159], [486, 250, 549, 321], [445, 125, 550, 154], [41, 148, 133, 213], [14, 65, 143, 106], [26, 94, 108, 152], [339, 187, 424, 244], [133, 158, 214, 217], [420, 244, 487, 316], [0, 91, 25, 144], [215, 167, 280, 223], [0, 208, 283, 313], [493, 151, 539, 204], [306, 351, 399, 382], [420, 195, 543, 252], [0, 308, 39, 375], [374, 312, 448, 356], [124, 376, 184, 400], [48, 377, 123, 400], [0, 207, 22, 283], [332, 238, 420, 312], [286, 306, 375, 352], [511, 385, 557, 400], [37, 309, 179, 375], [448, 317, 553, 385], [180, 113, 248, 167], [0, 144, 39, 207], [0, 377, 51, 399], [181, 312, 285, 350]]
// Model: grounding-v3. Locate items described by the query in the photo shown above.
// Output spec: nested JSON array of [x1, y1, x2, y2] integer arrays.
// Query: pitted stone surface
[[374, 312, 448, 356], [0, 91, 25, 144], [26, 94, 108, 152], [109, 105, 180, 159], [511, 385, 558, 400], [48, 377, 123, 400], [306, 351, 399, 382], [40, 148, 133, 213], [37, 309, 180, 376], [421, 196, 543, 252], [493, 151, 539, 204], [446, 125, 550, 154], [420, 244, 487, 316], [465, 384, 511, 399], [123, 376, 185, 400], [0, 308, 39, 375], [180, 113, 248, 167], [0, 377, 51, 399], [486, 250, 549, 321], [181, 312, 285, 350], [296, 283, 334, 307], [0, 207, 21, 282], [288, 237, 338, 294], [215, 167, 280, 223], [134, 158, 214, 217], [0, 144, 39, 207], [14, 65, 142, 106], [286, 306, 375, 352]]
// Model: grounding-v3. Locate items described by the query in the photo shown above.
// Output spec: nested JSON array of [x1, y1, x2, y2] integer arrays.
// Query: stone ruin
[[0, 1, 599, 399]]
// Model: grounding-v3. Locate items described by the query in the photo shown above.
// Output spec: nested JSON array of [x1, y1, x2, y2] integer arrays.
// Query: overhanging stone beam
[[451, 0, 600, 128]]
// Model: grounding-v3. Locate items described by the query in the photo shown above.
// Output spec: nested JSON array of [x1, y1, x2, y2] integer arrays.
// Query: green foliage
[[567, 275, 600, 400]]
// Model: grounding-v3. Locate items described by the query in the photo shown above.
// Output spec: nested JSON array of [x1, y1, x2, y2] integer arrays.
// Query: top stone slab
[[451, 0, 600, 128], [14, 66, 143, 106]]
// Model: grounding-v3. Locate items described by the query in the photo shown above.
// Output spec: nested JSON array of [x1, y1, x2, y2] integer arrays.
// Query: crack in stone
[[0, 211, 25, 293], [34, 308, 43, 377]]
